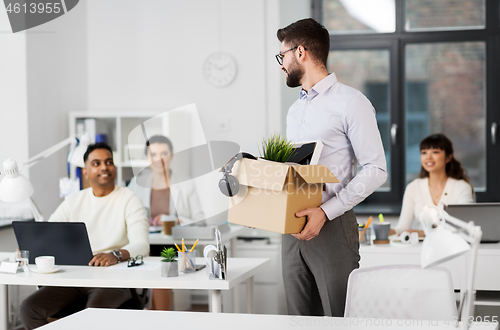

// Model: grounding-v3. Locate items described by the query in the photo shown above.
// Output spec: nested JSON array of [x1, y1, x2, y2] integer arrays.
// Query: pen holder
[[359, 227, 373, 245], [177, 251, 196, 275]]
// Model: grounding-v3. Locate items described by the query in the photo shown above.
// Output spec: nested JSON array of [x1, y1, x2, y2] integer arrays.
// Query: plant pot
[[161, 261, 178, 277]]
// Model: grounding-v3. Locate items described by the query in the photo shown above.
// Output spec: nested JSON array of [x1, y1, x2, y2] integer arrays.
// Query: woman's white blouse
[[394, 177, 475, 235]]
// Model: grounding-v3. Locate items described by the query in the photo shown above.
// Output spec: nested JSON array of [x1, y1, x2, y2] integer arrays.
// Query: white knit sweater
[[49, 186, 149, 257]]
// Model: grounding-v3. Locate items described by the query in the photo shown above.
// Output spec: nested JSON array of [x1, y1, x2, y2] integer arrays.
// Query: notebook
[[12, 221, 94, 265], [444, 203, 500, 243]]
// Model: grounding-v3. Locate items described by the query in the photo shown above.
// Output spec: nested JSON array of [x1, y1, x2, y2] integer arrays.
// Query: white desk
[[38, 308, 499, 330], [359, 243, 500, 304], [0, 257, 269, 330]]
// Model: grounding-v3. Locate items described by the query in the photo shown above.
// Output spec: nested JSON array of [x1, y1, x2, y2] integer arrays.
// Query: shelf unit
[[69, 112, 168, 186]]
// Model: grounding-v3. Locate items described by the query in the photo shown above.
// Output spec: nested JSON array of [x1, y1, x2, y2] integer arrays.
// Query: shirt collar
[[300, 73, 338, 100], [299, 89, 308, 100]]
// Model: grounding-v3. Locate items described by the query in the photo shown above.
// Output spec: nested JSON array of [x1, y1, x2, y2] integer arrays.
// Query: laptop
[[12, 221, 94, 265], [444, 203, 500, 243]]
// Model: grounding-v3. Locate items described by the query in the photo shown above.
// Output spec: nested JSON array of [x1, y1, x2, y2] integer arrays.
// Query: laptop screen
[[12, 221, 94, 265], [445, 203, 500, 243]]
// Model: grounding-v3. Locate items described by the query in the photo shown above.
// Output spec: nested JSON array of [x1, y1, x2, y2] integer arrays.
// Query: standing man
[[20, 142, 150, 329], [276, 18, 387, 317]]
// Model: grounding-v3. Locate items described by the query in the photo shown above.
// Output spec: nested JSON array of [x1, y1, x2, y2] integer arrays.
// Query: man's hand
[[292, 207, 328, 241], [89, 253, 118, 267]]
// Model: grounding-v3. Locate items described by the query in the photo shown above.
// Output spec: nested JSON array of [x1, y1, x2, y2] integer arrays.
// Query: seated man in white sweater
[[20, 142, 149, 330]]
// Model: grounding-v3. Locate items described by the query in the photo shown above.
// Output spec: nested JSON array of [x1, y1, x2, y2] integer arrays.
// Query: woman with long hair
[[391, 133, 474, 236], [128, 135, 204, 310]]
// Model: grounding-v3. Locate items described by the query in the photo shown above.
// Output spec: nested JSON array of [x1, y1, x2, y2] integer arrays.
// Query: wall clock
[[203, 52, 237, 87]]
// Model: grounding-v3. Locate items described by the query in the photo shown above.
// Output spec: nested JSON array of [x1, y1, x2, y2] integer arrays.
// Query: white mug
[[35, 256, 55, 270]]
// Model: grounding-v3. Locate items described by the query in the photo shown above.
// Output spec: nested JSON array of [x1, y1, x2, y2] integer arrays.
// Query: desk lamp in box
[[419, 206, 482, 330], [0, 135, 89, 220]]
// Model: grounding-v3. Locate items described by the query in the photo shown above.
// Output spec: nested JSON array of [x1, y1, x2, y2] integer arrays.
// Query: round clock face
[[203, 52, 237, 87]]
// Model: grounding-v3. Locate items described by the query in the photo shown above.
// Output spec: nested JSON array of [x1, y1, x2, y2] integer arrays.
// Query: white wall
[[85, 0, 281, 153], [0, 3, 30, 249], [25, 1, 89, 219], [279, 0, 312, 133], [1, 0, 314, 219], [0, 5, 29, 174]]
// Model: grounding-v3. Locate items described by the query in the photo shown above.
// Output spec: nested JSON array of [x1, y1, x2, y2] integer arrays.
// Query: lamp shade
[[419, 205, 471, 268], [0, 158, 34, 202], [67, 134, 90, 168], [421, 227, 470, 268]]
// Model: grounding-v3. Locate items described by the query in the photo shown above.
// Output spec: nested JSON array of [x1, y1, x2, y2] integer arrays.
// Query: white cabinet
[[222, 235, 287, 315]]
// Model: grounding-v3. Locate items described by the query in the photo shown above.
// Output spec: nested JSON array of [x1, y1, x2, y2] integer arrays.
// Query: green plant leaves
[[260, 133, 296, 163], [160, 247, 177, 262]]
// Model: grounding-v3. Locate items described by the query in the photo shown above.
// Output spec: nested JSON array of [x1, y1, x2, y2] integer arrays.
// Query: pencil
[[182, 238, 185, 252], [174, 243, 182, 252], [365, 216, 373, 229], [190, 239, 199, 252]]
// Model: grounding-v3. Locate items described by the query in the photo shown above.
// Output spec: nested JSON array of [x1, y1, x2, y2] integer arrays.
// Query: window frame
[[314, 0, 500, 214]]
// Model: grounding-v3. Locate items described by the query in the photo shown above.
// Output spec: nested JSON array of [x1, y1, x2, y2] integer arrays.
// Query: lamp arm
[[22, 137, 77, 170], [437, 209, 483, 330], [461, 226, 482, 330], [29, 197, 44, 221], [438, 209, 480, 244]]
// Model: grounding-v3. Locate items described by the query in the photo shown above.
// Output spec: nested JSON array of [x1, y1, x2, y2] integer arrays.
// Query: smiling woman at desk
[[391, 134, 475, 237]]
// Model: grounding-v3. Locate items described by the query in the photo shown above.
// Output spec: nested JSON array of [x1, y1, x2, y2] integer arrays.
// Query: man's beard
[[286, 60, 304, 88]]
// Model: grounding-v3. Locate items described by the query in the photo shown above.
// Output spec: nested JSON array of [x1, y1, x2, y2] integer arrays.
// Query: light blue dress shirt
[[286, 73, 387, 220]]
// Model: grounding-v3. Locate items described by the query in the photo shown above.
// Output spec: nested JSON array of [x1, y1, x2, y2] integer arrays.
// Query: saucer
[[29, 266, 61, 274]]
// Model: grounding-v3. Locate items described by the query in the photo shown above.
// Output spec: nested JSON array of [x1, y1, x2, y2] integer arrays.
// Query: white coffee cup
[[35, 256, 55, 270]]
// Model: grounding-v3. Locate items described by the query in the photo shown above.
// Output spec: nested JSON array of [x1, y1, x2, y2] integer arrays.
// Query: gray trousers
[[19, 286, 132, 330], [282, 209, 360, 317]]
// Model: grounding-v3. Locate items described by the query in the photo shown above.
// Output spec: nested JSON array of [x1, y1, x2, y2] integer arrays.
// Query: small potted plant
[[160, 247, 178, 277], [260, 133, 296, 163]]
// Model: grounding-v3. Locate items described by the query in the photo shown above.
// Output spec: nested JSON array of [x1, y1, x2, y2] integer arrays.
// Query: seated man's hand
[[292, 207, 328, 241], [89, 253, 118, 267]]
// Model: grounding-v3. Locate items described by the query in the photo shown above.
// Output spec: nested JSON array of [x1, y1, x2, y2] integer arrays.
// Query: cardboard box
[[227, 158, 339, 234]]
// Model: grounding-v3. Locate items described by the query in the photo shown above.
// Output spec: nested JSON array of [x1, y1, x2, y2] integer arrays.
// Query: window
[[315, 0, 500, 212], [405, 0, 485, 31], [327, 49, 391, 190], [405, 42, 486, 189]]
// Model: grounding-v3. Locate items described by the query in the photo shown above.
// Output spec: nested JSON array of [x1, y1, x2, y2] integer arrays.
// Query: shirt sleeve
[[321, 92, 388, 220], [456, 180, 475, 203], [394, 181, 418, 235], [121, 193, 150, 257]]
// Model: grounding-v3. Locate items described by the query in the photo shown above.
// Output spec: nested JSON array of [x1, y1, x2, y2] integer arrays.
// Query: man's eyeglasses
[[275, 46, 298, 65], [127, 255, 144, 267]]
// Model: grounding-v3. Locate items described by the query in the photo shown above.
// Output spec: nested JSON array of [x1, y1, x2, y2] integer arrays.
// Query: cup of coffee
[[35, 256, 55, 270], [373, 223, 391, 241], [161, 215, 177, 235]]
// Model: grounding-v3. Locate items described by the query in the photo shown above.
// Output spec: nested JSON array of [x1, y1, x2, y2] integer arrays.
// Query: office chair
[[344, 265, 457, 321]]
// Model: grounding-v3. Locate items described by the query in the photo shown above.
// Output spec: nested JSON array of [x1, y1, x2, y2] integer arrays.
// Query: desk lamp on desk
[[0, 135, 89, 219], [420, 206, 483, 330]]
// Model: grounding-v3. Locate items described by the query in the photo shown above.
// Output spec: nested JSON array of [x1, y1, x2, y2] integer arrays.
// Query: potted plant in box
[[160, 247, 178, 277], [260, 133, 296, 163]]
